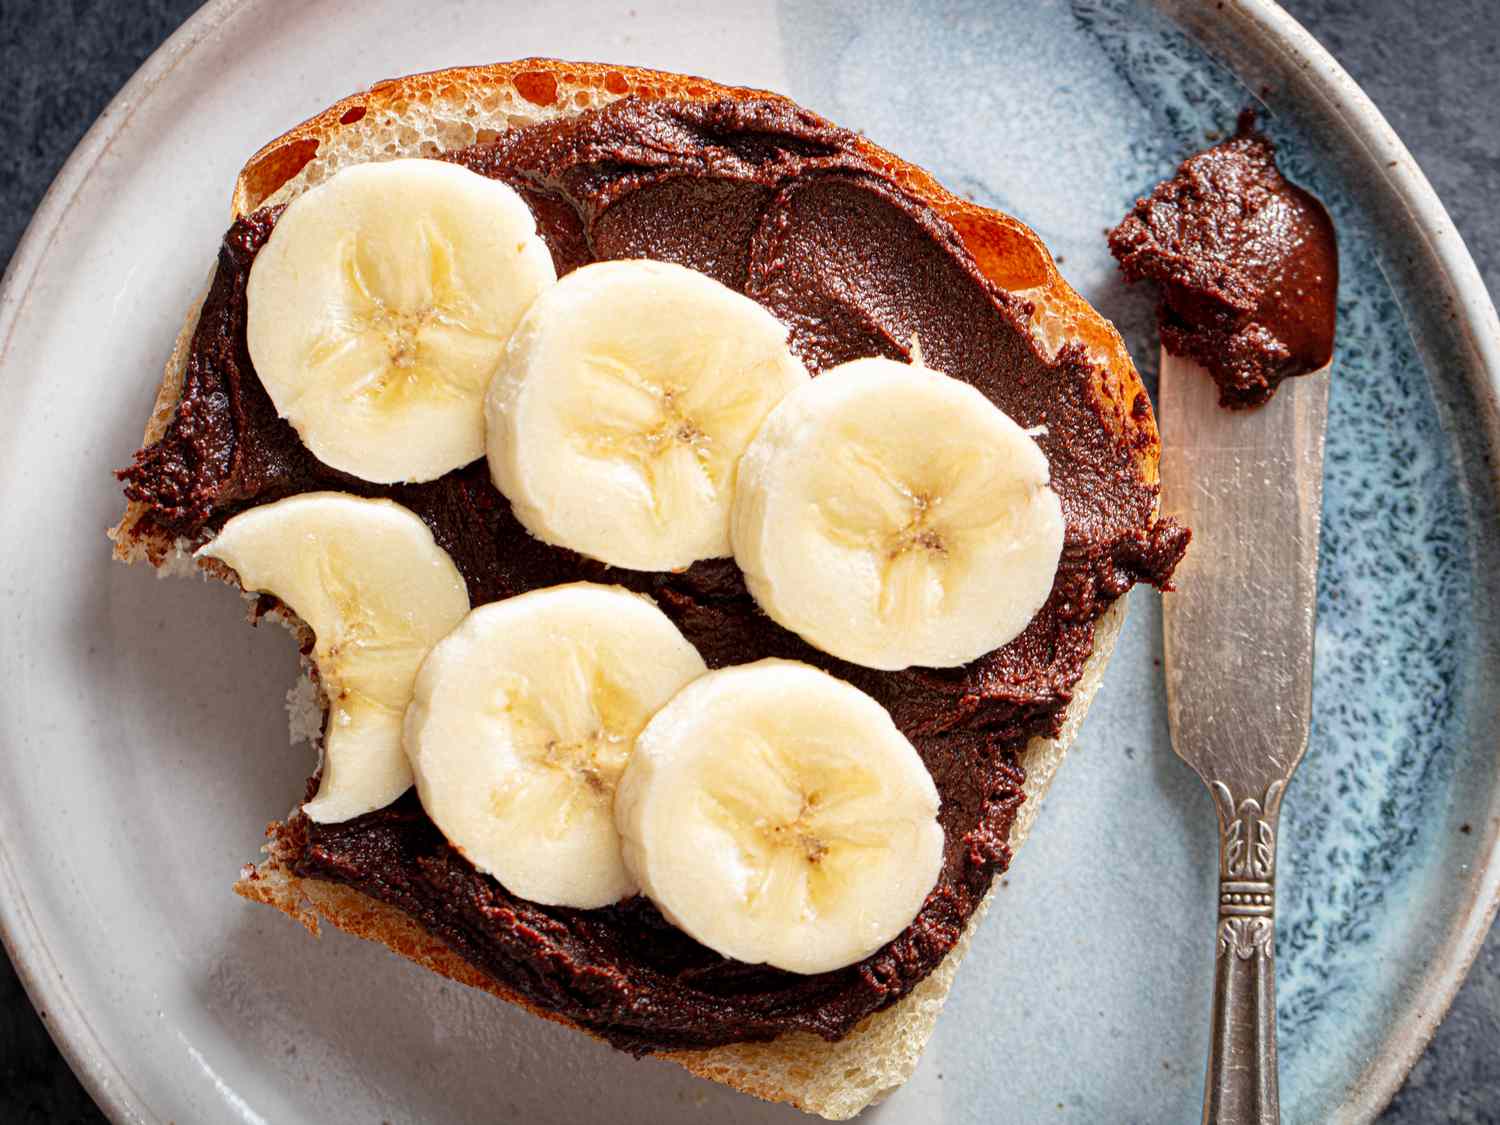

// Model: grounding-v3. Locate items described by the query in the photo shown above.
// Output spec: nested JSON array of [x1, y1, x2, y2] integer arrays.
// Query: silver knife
[[1159, 351, 1329, 1124]]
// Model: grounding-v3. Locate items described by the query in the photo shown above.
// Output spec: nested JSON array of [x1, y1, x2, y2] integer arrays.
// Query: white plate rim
[[0, 1, 1496, 1122]]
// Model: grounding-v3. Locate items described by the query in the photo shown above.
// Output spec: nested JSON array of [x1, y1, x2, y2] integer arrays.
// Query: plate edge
[[0, 4, 245, 1123]]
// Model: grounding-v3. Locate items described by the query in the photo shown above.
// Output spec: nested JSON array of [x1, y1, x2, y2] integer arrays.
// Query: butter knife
[[1159, 351, 1329, 1125]]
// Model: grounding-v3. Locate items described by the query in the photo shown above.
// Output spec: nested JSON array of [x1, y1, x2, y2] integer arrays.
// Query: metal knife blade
[[1158, 350, 1329, 1125]]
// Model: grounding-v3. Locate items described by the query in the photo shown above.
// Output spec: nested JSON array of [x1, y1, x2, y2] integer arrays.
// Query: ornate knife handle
[[1203, 779, 1284, 1125]]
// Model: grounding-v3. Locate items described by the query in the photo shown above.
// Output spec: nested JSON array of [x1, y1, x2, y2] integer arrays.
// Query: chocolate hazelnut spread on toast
[[120, 96, 1187, 1051]]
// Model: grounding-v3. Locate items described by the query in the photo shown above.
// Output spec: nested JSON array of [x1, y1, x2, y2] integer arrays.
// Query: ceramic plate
[[2, 1, 1497, 1122]]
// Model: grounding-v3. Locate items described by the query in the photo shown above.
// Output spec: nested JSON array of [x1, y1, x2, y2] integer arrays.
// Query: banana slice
[[485, 260, 808, 571], [197, 493, 470, 822], [732, 356, 1065, 670], [404, 583, 707, 909], [247, 159, 556, 484], [616, 659, 943, 974]]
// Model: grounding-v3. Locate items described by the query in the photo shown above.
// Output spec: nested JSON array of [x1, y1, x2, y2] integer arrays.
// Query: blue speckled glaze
[[1076, 0, 1475, 1072], [774, 1, 1479, 1121]]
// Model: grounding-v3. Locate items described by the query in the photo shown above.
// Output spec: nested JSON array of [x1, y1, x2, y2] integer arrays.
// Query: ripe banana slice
[[247, 159, 556, 484], [485, 260, 808, 571], [197, 493, 470, 822], [616, 659, 943, 974], [404, 583, 708, 909], [732, 356, 1066, 670]]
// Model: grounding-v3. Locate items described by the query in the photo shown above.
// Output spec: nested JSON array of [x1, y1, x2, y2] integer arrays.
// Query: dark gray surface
[[0, 0, 1495, 1120]]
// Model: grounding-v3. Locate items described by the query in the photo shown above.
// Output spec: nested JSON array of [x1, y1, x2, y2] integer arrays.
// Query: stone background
[[1, 0, 1495, 1120]]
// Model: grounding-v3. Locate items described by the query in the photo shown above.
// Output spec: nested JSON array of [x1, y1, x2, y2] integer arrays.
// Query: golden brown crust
[[237, 827, 828, 1088], [234, 851, 819, 1105], [235, 840, 589, 1034]]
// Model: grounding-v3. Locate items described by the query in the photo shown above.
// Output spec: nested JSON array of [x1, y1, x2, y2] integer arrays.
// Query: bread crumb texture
[[251, 67, 644, 213]]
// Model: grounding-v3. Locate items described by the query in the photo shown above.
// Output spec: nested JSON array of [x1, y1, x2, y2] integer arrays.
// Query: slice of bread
[[111, 60, 1159, 1120]]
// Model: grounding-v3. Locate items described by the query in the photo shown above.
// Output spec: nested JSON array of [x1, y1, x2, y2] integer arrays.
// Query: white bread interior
[[110, 60, 1159, 1120]]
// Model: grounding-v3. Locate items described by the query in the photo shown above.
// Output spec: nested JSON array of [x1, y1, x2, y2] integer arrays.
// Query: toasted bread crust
[[114, 60, 1161, 1118]]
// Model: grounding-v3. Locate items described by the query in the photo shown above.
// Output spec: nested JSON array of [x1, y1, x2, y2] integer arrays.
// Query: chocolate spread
[[120, 96, 1187, 1052], [1108, 110, 1338, 409]]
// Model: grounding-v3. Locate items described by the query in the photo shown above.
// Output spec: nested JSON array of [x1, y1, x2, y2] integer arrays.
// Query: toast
[[111, 60, 1160, 1119]]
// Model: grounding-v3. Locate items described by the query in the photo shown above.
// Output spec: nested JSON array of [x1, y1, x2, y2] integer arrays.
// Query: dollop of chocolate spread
[[1108, 110, 1338, 409], [120, 96, 1187, 1052]]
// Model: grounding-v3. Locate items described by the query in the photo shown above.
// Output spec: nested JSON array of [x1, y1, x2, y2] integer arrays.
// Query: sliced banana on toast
[[616, 659, 944, 974], [247, 159, 556, 484], [404, 583, 707, 909], [732, 356, 1066, 670], [485, 260, 809, 571], [197, 493, 470, 822]]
